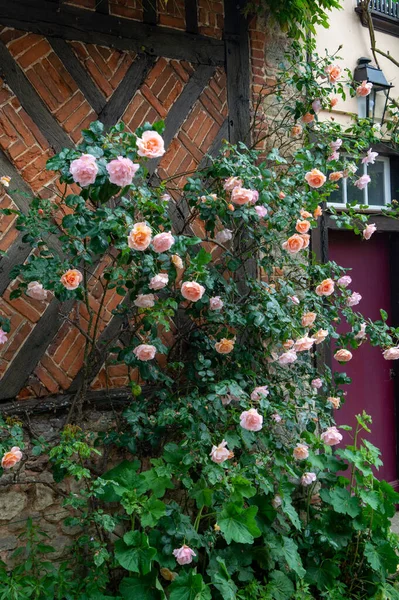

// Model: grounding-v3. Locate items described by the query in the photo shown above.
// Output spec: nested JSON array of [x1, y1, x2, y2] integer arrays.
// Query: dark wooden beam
[[0, 236, 31, 297], [143, 0, 157, 25], [49, 38, 106, 115], [98, 54, 157, 129], [0, 40, 72, 152], [185, 0, 198, 34], [0, 0, 225, 65], [326, 213, 399, 233], [96, 0, 109, 15], [389, 233, 399, 479], [224, 0, 251, 144]]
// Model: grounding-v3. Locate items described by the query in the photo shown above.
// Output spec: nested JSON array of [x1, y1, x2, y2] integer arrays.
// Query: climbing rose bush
[[2, 43, 399, 599]]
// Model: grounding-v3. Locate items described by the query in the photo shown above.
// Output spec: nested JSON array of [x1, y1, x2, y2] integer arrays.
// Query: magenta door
[[328, 230, 397, 485]]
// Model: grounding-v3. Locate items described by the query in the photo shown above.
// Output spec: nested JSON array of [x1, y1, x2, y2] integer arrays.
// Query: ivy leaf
[[114, 532, 156, 575], [141, 498, 166, 528], [169, 570, 211, 600], [320, 488, 361, 518], [218, 503, 261, 544], [268, 570, 294, 600], [142, 469, 174, 498], [119, 573, 165, 600], [364, 541, 399, 574], [282, 537, 306, 578], [305, 560, 340, 590]]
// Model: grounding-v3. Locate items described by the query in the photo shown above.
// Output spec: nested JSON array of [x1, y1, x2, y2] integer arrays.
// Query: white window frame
[[328, 155, 391, 211]]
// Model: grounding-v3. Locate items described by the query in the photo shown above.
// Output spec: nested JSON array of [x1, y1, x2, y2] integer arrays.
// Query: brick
[[25, 68, 58, 112], [145, 57, 169, 89], [22, 151, 51, 183], [178, 130, 204, 163], [0, 112, 18, 141], [0, 28, 25, 46], [0, 225, 19, 251], [60, 333, 86, 371], [54, 92, 85, 123], [14, 145, 42, 170], [199, 93, 224, 125], [85, 59, 114, 98], [18, 39, 51, 69], [0, 86, 12, 106], [66, 344, 85, 378], [7, 33, 42, 57], [2, 321, 33, 361], [40, 353, 72, 389], [110, 53, 134, 88], [2, 104, 36, 146], [34, 364, 59, 394], [63, 103, 92, 133], [18, 109, 49, 149], [141, 84, 167, 118], [7, 140, 26, 160]]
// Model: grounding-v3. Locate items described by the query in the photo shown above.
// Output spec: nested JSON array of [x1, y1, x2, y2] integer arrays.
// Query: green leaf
[[282, 537, 306, 578], [320, 488, 361, 518], [218, 503, 261, 544], [120, 573, 165, 600], [268, 571, 294, 600], [305, 560, 340, 590], [141, 497, 166, 527], [114, 531, 156, 575], [142, 469, 174, 498], [190, 478, 213, 508], [210, 558, 237, 600], [281, 496, 301, 530], [364, 541, 399, 574], [169, 570, 211, 600]]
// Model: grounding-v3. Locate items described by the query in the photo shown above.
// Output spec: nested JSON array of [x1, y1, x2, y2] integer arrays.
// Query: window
[[328, 155, 391, 209]]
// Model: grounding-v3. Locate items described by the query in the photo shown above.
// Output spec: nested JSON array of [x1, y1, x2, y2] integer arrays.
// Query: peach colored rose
[[293, 443, 309, 460], [315, 278, 335, 296], [136, 130, 165, 158], [363, 223, 376, 240], [329, 171, 343, 182], [301, 233, 310, 248], [302, 112, 314, 124], [291, 124, 302, 136], [294, 335, 316, 352], [334, 349, 353, 362], [149, 273, 169, 290], [314, 206, 323, 218], [325, 64, 342, 82], [181, 281, 205, 302], [173, 545, 196, 565], [311, 378, 323, 388], [134, 294, 155, 308], [279, 191, 286, 199], [26, 281, 47, 301], [327, 396, 341, 409], [301, 472, 317, 486], [60, 269, 83, 290], [106, 156, 139, 186], [337, 275, 351, 287], [305, 169, 326, 189], [282, 234, 306, 254], [296, 219, 311, 234], [251, 386, 269, 401], [223, 176, 243, 191], [210, 439, 233, 464], [128, 222, 152, 251], [278, 350, 297, 364], [314, 329, 328, 345], [301, 312, 317, 327], [231, 187, 256, 206], [70, 153, 98, 187], [283, 339, 294, 349], [209, 296, 224, 310], [171, 254, 184, 269], [240, 408, 263, 431], [152, 232, 175, 253], [215, 338, 235, 354], [1, 446, 22, 469], [356, 80, 373, 97], [321, 426, 342, 446], [383, 347, 399, 360], [133, 344, 156, 361], [300, 210, 312, 219], [330, 96, 339, 108]]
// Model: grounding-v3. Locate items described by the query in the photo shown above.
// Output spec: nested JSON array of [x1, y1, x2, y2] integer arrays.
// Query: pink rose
[[363, 223, 376, 240], [354, 322, 367, 340], [161, 193, 171, 201], [271, 413, 282, 423], [26, 281, 47, 301], [210, 439, 233, 464], [327, 151, 340, 162], [134, 294, 155, 308], [255, 205, 267, 218], [354, 174, 371, 190], [356, 80, 373, 97], [312, 99, 322, 114], [321, 426, 342, 446], [301, 472, 317, 486], [70, 153, 98, 187], [128, 222, 152, 251], [223, 176, 243, 191], [250, 190, 259, 204], [173, 545, 196, 566], [288, 295, 300, 305], [215, 229, 233, 244], [152, 232, 175, 253], [250, 386, 269, 401], [231, 187, 256, 206], [313, 329, 328, 345], [315, 278, 335, 296], [181, 281, 205, 302], [149, 273, 168, 290], [330, 139, 343, 152], [133, 344, 156, 361], [362, 148, 378, 165], [106, 156, 139, 186], [294, 335, 316, 352], [334, 349, 353, 362], [311, 378, 323, 389], [301, 312, 317, 327], [1, 446, 22, 469], [272, 495, 282, 508], [0, 329, 8, 345], [337, 275, 352, 287], [136, 130, 165, 158], [240, 408, 263, 431], [347, 292, 362, 307], [305, 169, 326, 189], [60, 269, 83, 290], [383, 347, 399, 360], [293, 443, 309, 460], [278, 350, 297, 365], [209, 296, 224, 310]]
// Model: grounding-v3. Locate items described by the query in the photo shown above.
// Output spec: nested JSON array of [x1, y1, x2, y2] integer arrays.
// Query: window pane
[[367, 160, 385, 206], [346, 176, 365, 206], [329, 178, 345, 204]]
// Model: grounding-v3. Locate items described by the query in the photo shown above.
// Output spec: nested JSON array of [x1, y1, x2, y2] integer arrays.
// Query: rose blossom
[[152, 232, 175, 253], [272, 495, 282, 508], [279, 191, 286, 199], [315, 278, 335, 296], [383, 347, 399, 360], [128, 222, 152, 251], [294, 335, 316, 352], [215, 338, 235, 354], [305, 169, 326, 189], [325, 64, 342, 82], [60, 269, 83, 290], [314, 329, 328, 345], [293, 443, 309, 460], [330, 96, 339, 108], [301, 472, 317, 486], [311, 378, 323, 389], [337, 275, 352, 287], [291, 124, 302, 136], [181, 281, 205, 302], [343, 162, 358, 177], [278, 350, 297, 365], [223, 176, 243, 191], [26, 281, 47, 301], [149, 273, 169, 290], [282, 233, 306, 254], [0, 175, 10, 187], [209, 296, 224, 310], [327, 396, 341, 409], [355, 322, 367, 340], [251, 386, 269, 401], [173, 545, 196, 566], [171, 254, 184, 269], [334, 349, 353, 362], [106, 156, 139, 186], [161, 193, 171, 202], [329, 171, 343, 182], [1, 447, 22, 469], [271, 413, 282, 423], [362, 148, 378, 165], [321, 426, 343, 446], [347, 292, 362, 307], [231, 187, 256, 206], [215, 229, 233, 244], [283, 339, 294, 349], [134, 294, 155, 308], [136, 130, 165, 158], [354, 174, 371, 190], [240, 408, 263, 431], [314, 206, 323, 218], [302, 112, 314, 124], [356, 80, 373, 97], [327, 151, 340, 162], [0, 329, 8, 345], [296, 219, 311, 234], [312, 99, 322, 114], [363, 223, 377, 240], [255, 205, 268, 218], [250, 190, 259, 204], [301, 312, 317, 327], [70, 154, 98, 187], [133, 344, 156, 361], [330, 139, 343, 152], [210, 439, 233, 464], [288, 295, 300, 305], [300, 210, 312, 219]]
